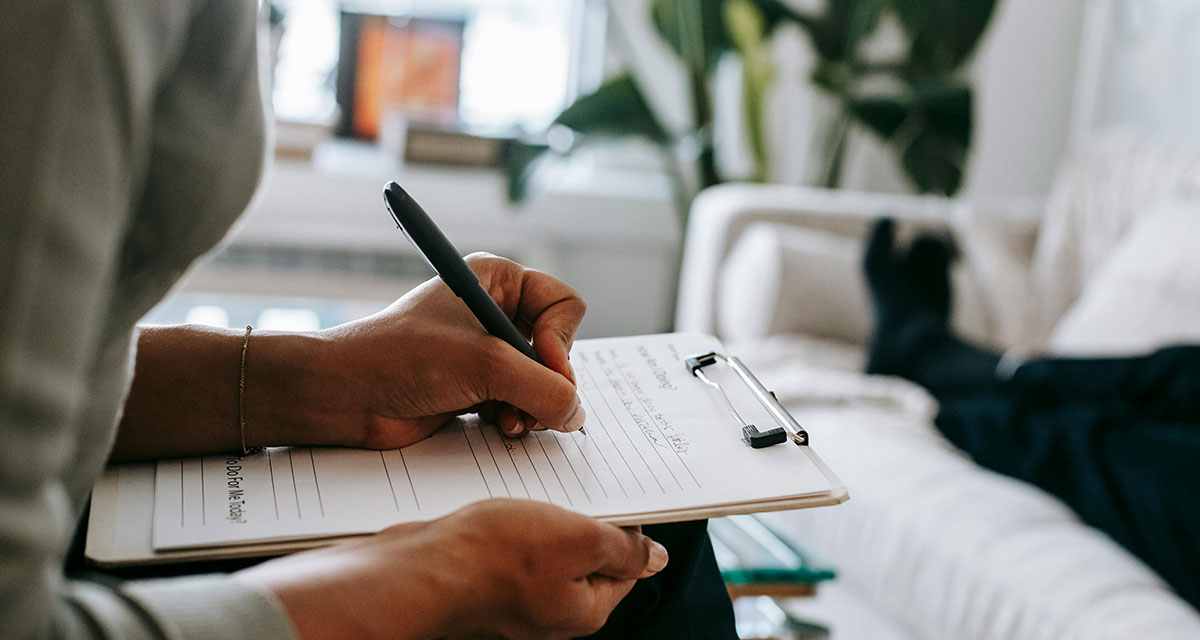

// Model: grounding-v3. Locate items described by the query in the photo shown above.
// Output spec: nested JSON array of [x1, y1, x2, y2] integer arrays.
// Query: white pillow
[[716, 221, 999, 347], [1028, 132, 1200, 345], [1049, 198, 1200, 355], [716, 223, 870, 344]]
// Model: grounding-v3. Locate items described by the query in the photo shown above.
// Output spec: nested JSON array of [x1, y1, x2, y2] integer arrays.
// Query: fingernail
[[647, 541, 668, 573], [565, 399, 587, 432], [506, 418, 525, 437]]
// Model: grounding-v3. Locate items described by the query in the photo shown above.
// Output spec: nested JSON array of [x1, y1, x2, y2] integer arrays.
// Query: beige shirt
[[1, 2, 294, 637]]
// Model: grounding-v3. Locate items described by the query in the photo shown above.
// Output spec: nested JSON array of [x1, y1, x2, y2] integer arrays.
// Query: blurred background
[[151, 0, 1198, 339]]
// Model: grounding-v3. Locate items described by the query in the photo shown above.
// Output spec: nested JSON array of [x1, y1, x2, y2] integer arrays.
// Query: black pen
[[382, 181, 586, 435]]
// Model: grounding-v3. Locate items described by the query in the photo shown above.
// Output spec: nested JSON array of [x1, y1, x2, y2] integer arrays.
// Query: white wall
[[604, 0, 690, 136], [1073, 0, 1200, 150], [962, 0, 1088, 198]]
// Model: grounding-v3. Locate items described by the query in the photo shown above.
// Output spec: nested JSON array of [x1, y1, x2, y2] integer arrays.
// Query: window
[[269, 0, 603, 133]]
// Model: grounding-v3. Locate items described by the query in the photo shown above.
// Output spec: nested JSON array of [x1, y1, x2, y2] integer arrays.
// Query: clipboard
[[86, 333, 847, 567]]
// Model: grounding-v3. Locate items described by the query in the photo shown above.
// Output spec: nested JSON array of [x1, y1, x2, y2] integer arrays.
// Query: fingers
[[521, 270, 584, 383], [495, 404, 528, 437], [457, 253, 586, 433], [465, 253, 585, 382], [588, 523, 669, 581], [577, 574, 639, 631], [476, 403, 534, 438], [484, 342, 587, 433], [446, 502, 663, 639], [553, 520, 666, 636]]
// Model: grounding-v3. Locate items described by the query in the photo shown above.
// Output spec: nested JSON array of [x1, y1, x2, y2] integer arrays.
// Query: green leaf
[[801, 0, 884, 64], [901, 132, 963, 195], [903, 81, 972, 194], [849, 96, 909, 139], [911, 80, 972, 146], [501, 141, 552, 204], [849, 81, 972, 195], [554, 74, 672, 144], [726, 0, 774, 182], [651, 0, 730, 72], [885, 0, 998, 75], [505, 76, 674, 204]]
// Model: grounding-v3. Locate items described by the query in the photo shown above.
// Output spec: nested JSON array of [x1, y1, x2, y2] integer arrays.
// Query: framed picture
[[337, 13, 465, 139]]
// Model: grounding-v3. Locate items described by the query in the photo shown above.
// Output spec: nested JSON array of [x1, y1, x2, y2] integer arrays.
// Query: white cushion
[[1028, 132, 1200, 345], [715, 220, 1019, 349], [1049, 198, 1200, 355], [716, 223, 869, 344]]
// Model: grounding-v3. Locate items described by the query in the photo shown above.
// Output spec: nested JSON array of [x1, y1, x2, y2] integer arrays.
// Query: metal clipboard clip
[[685, 352, 810, 449]]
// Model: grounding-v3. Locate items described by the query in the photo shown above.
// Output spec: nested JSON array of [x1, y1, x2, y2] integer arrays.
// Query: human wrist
[[235, 529, 466, 640], [245, 331, 360, 448], [234, 570, 450, 640]]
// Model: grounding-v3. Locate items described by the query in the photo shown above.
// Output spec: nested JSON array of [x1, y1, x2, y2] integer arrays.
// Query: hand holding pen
[[381, 181, 588, 437]]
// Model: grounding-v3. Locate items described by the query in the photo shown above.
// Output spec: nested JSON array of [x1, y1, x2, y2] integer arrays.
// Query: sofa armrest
[[676, 184, 961, 336]]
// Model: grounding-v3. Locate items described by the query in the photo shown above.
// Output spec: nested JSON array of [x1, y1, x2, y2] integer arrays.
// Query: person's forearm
[[111, 325, 351, 461], [235, 528, 458, 640]]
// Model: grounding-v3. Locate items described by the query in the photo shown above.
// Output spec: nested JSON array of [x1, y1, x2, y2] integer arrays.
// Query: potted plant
[[507, 0, 999, 222]]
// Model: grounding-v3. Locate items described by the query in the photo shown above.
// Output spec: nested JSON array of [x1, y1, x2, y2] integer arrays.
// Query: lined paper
[[152, 333, 836, 550]]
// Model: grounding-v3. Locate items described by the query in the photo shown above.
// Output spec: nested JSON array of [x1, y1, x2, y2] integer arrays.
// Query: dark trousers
[[930, 345, 1200, 608], [585, 520, 738, 639]]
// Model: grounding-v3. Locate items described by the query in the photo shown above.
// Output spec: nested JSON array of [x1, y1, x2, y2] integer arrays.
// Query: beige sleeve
[[0, 2, 293, 638]]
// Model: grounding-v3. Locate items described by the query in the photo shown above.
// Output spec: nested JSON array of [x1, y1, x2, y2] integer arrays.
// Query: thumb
[[592, 526, 670, 580], [484, 342, 587, 433]]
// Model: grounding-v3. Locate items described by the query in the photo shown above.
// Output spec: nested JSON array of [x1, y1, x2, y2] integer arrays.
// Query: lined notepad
[[151, 333, 843, 551]]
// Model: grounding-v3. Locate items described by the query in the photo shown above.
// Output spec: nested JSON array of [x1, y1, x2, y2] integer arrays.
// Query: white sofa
[[676, 140, 1200, 639]]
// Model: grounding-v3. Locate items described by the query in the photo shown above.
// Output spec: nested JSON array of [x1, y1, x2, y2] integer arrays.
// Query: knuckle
[[464, 252, 508, 281], [634, 535, 651, 567], [556, 325, 577, 350]]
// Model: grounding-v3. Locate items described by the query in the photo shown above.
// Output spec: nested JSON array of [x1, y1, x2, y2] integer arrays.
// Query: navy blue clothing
[[933, 345, 1200, 608]]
